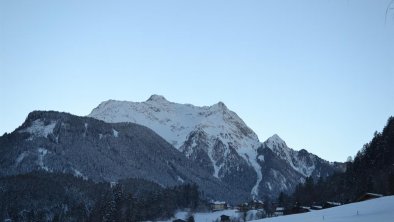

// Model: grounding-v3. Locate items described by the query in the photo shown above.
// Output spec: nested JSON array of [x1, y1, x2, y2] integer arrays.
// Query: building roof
[[326, 201, 341, 206], [357, 193, 384, 201], [364, 193, 383, 197], [211, 201, 226, 205]]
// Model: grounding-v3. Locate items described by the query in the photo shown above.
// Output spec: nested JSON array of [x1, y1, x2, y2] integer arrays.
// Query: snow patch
[[267, 182, 272, 191], [15, 152, 28, 165], [112, 129, 119, 137], [37, 148, 50, 171], [177, 176, 185, 183], [83, 123, 88, 137], [73, 169, 88, 180], [20, 119, 56, 139], [238, 142, 263, 198]]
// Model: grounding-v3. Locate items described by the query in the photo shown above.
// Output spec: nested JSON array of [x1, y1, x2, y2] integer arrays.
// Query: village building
[[210, 201, 228, 211], [323, 201, 342, 208], [357, 193, 383, 202], [274, 207, 284, 216], [290, 205, 310, 214], [220, 215, 231, 222], [311, 205, 323, 210], [249, 200, 264, 209]]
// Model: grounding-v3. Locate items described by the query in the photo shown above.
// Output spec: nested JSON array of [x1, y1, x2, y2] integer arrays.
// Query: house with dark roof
[[357, 193, 383, 202]]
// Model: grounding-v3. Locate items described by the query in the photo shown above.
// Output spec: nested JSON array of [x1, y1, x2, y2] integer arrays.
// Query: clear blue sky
[[1, 0, 393, 162]]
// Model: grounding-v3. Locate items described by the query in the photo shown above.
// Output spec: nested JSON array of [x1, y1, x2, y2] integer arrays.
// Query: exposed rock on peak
[[265, 134, 287, 150], [147, 94, 168, 102]]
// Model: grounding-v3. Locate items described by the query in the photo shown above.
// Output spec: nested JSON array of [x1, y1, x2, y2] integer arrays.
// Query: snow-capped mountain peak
[[262, 134, 328, 178], [147, 94, 169, 103], [212, 101, 227, 110], [89, 96, 259, 151], [265, 134, 287, 150]]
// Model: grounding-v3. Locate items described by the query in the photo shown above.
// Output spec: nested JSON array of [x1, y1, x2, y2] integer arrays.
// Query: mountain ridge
[[0, 110, 250, 203], [89, 95, 343, 198]]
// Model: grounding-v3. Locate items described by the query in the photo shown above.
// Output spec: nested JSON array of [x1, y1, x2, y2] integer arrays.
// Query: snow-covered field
[[257, 196, 394, 222], [163, 196, 394, 222]]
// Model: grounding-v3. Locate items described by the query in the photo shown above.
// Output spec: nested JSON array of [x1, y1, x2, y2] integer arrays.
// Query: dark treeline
[[0, 171, 203, 222], [278, 116, 394, 212], [91, 183, 200, 222]]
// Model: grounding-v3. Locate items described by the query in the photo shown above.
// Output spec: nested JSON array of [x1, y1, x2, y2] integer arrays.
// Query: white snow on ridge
[[89, 96, 259, 150], [257, 195, 394, 222], [19, 119, 56, 139]]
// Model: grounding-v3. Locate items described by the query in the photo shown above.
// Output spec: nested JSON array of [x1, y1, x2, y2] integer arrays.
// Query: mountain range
[[89, 95, 344, 199], [0, 95, 344, 203]]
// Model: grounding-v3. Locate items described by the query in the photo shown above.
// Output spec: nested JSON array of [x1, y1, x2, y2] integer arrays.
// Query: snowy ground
[[161, 196, 394, 222], [162, 209, 241, 222], [257, 195, 394, 222]]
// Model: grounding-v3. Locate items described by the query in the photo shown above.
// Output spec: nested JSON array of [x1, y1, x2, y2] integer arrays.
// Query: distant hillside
[[0, 111, 249, 203]]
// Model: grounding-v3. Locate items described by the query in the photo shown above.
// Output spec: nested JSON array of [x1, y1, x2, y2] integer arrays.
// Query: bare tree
[[385, 0, 394, 24]]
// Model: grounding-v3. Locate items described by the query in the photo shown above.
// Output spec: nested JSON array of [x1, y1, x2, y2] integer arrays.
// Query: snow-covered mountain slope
[[261, 134, 344, 178], [256, 196, 394, 222], [255, 134, 345, 198], [89, 95, 262, 197]]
